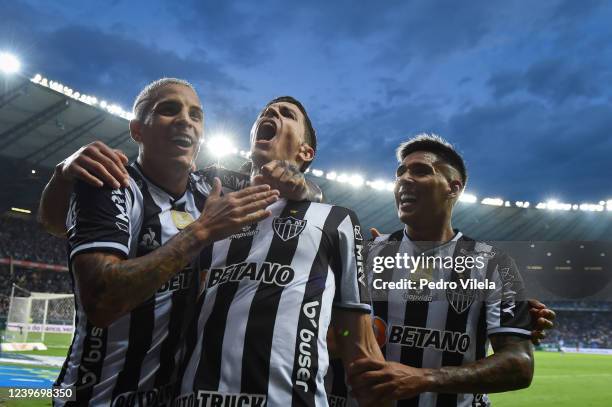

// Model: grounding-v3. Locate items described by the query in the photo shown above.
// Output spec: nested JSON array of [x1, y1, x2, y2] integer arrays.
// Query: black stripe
[[241, 201, 311, 396], [111, 181, 162, 400], [329, 358, 348, 400], [66, 321, 108, 406], [291, 205, 347, 406], [155, 189, 207, 391], [435, 236, 476, 407], [175, 244, 213, 392], [193, 231, 256, 390]]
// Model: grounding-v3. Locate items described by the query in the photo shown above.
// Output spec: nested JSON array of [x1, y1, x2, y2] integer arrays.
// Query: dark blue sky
[[2, 0, 611, 203]]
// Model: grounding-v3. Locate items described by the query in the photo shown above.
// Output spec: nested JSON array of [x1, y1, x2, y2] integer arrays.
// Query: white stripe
[[266, 203, 331, 406], [70, 241, 129, 259], [336, 214, 369, 311], [219, 211, 278, 392], [179, 238, 231, 394], [487, 327, 531, 336]]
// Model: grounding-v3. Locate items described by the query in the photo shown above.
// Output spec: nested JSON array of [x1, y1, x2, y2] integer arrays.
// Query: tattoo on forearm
[[75, 223, 204, 325], [429, 336, 534, 394]]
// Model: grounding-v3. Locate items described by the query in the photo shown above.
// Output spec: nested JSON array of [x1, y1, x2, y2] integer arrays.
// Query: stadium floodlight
[[311, 169, 324, 177], [481, 197, 503, 206], [523, 201, 530, 208], [459, 193, 477, 203], [326, 171, 337, 181], [348, 174, 364, 188], [606, 200, 612, 211], [11, 207, 31, 214], [386, 182, 395, 191], [207, 135, 238, 158], [0, 52, 21, 74], [369, 179, 387, 191], [336, 173, 349, 184]]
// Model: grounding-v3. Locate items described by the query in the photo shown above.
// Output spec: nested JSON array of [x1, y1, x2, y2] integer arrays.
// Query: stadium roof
[[2, 72, 612, 241]]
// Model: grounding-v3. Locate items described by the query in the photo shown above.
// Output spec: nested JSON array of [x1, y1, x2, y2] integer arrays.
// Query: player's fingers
[[77, 156, 122, 188], [240, 209, 272, 225], [347, 370, 387, 390], [95, 142, 128, 174], [232, 184, 272, 198], [113, 149, 129, 165], [260, 161, 278, 176], [72, 167, 104, 187], [89, 148, 129, 186], [370, 227, 381, 238], [347, 358, 385, 377], [236, 189, 280, 205], [539, 309, 556, 321], [537, 317, 554, 330], [237, 194, 279, 215], [210, 177, 222, 197], [528, 298, 546, 309]]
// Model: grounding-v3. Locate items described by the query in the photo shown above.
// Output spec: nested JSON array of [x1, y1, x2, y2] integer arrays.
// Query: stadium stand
[[0, 72, 611, 353]]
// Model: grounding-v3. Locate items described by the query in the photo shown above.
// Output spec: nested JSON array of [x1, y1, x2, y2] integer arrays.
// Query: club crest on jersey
[[446, 278, 476, 314], [273, 216, 307, 241]]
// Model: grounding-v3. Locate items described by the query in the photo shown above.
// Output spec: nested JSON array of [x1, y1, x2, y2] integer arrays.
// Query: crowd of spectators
[[0, 216, 66, 265], [542, 309, 612, 349]]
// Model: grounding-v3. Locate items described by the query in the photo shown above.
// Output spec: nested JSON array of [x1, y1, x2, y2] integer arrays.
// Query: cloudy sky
[[1, 0, 611, 203]]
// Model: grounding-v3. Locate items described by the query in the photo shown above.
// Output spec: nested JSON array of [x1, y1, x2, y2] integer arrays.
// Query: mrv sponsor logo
[[207, 262, 295, 288]]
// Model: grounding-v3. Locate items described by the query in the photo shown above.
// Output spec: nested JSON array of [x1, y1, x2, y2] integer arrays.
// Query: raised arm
[[38, 141, 129, 236], [73, 179, 278, 327]]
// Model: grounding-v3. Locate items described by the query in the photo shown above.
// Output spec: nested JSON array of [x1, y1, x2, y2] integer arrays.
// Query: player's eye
[[154, 101, 182, 116], [281, 107, 296, 119], [190, 109, 203, 122], [396, 166, 406, 177]]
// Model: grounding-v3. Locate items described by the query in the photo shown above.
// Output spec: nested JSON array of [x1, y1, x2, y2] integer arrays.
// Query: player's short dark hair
[[396, 133, 467, 186], [132, 78, 198, 123], [264, 96, 317, 171]]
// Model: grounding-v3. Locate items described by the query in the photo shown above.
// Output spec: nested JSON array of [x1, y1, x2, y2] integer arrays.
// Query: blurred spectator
[[0, 216, 66, 265]]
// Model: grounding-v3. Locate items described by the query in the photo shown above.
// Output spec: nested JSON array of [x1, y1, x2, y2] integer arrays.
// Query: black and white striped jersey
[[54, 162, 209, 407], [327, 229, 531, 407], [177, 199, 370, 407]]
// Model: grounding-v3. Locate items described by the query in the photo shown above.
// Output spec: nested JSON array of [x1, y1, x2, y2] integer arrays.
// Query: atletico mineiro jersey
[[177, 198, 370, 407], [54, 163, 209, 407], [326, 229, 532, 407]]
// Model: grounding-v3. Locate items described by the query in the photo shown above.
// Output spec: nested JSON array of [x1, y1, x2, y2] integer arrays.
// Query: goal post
[[5, 284, 75, 346]]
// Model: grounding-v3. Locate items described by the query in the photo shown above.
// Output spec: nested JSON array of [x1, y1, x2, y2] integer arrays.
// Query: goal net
[[5, 284, 75, 346]]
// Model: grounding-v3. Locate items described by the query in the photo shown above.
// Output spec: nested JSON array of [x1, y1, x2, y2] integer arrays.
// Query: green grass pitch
[[1, 347, 610, 406]]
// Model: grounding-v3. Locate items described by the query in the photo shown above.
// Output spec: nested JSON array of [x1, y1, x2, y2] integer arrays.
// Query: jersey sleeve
[[67, 180, 133, 260], [331, 207, 371, 313], [485, 251, 531, 338]]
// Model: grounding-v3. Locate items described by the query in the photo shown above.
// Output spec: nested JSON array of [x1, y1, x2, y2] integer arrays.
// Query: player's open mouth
[[399, 192, 417, 209], [170, 135, 194, 148], [256, 120, 277, 142]]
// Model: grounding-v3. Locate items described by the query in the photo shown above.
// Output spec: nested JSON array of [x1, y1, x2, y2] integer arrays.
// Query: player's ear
[[297, 142, 314, 167], [130, 120, 143, 143], [448, 180, 463, 199]]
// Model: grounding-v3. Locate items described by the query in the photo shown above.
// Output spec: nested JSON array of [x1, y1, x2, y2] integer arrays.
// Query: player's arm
[[38, 141, 129, 236], [252, 160, 323, 202], [73, 178, 278, 328]]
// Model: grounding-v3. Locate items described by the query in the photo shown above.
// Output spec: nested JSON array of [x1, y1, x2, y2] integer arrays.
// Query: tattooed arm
[[348, 335, 533, 401], [74, 179, 279, 327], [252, 160, 323, 202]]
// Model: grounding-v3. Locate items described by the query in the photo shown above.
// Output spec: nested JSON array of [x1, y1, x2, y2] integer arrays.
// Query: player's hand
[[252, 160, 309, 201], [528, 299, 555, 345], [197, 178, 279, 242], [57, 141, 129, 189], [347, 358, 431, 404], [370, 227, 381, 239]]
